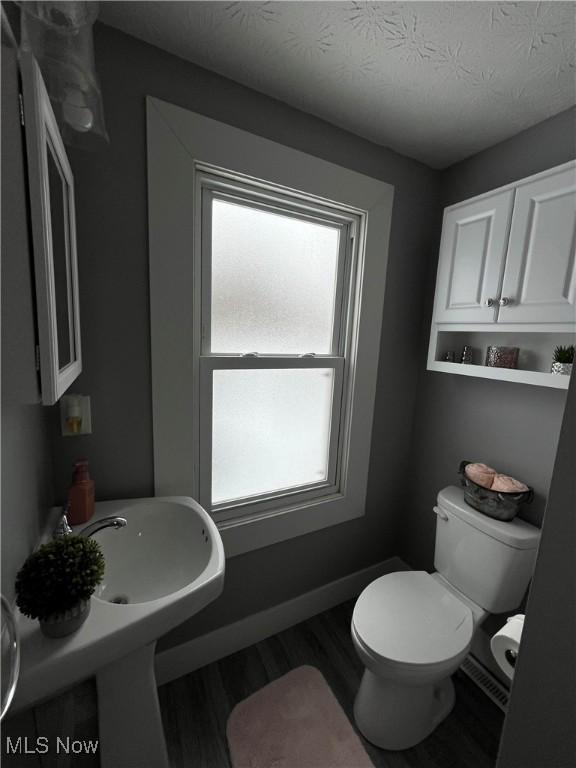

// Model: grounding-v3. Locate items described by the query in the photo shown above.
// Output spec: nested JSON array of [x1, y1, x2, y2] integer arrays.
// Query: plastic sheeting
[[20, 1, 108, 147]]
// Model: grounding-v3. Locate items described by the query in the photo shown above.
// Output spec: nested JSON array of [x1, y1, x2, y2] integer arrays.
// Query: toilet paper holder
[[504, 615, 521, 669], [491, 614, 524, 680]]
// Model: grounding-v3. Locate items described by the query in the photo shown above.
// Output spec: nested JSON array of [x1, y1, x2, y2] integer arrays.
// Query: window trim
[[195, 168, 363, 521], [147, 97, 394, 557]]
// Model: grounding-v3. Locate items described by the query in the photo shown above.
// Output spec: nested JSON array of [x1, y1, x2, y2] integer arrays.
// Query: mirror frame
[[20, 51, 82, 405]]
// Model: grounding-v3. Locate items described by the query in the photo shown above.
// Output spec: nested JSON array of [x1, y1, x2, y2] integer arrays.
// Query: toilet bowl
[[351, 570, 477, 750], [350, 486, 541, 751]]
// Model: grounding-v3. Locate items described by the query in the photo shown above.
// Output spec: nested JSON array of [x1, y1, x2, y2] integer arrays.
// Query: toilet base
[[353, 669, 455, 751]]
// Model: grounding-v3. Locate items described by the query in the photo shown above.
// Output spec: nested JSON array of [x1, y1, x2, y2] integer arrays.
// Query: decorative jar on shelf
[[485, 346, 519, 369], [550, 345, 574, 376]]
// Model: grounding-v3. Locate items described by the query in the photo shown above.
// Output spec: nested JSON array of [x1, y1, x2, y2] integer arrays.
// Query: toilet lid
[[352, 571, 473, 666]]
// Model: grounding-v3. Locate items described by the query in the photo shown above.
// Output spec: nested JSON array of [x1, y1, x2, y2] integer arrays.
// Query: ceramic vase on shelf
[[550, 362, 573, 376], [550, 345, 574, 376]]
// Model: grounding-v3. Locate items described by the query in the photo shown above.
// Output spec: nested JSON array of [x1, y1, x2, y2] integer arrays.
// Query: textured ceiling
[[100, 1, 576, 168]]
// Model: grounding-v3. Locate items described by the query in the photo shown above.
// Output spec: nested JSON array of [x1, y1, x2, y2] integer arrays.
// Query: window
[[196, 171, 362, 521], [147, 97, 393, 555]]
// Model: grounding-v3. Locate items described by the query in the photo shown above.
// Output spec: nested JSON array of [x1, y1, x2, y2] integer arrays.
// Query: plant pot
[[550, 362, 573, 376], [39, 599, 91, 638]]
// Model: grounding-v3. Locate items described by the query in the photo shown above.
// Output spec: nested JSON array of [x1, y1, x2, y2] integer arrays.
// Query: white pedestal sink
[[12, 497, 225, 768]]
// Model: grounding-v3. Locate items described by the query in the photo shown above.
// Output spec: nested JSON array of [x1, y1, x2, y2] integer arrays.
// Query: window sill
[[217, 493, 364, 557]]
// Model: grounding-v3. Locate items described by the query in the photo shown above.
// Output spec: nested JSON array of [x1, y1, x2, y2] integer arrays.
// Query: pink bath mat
[[226, 665, 375, 768]]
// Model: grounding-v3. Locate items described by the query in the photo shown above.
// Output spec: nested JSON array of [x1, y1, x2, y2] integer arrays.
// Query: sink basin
[[13, 496, 225, 768], [95, 499, 214, 604]]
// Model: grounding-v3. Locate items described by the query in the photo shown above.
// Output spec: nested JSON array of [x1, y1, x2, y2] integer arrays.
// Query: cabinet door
[[499, 165, 576, 324], [433, 190, 515, 323]]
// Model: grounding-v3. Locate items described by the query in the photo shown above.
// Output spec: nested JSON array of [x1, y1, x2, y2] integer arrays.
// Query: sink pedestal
[[97, 642, 169, 768]]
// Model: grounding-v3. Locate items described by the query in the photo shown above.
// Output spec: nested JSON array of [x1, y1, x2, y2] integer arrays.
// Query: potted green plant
[[551, 345, 574, 376], [15, 536, 105, 638]]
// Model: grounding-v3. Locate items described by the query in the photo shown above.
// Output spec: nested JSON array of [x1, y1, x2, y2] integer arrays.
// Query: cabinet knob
[[484, 298, 495, 307], [499, 297, 513, 307]]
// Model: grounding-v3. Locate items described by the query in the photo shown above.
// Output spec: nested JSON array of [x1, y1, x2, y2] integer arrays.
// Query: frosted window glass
[[211, 200, 340, 354], [212, 369, 334, 503]]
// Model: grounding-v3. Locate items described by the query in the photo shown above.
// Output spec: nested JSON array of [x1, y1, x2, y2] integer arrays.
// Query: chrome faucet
[[53, 506, 127, 538], [53, 510, 73, 537], [78, 516, 127, 538]]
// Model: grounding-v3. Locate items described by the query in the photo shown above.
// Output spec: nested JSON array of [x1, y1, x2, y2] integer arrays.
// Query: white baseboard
[[155, 556, 408, 686]]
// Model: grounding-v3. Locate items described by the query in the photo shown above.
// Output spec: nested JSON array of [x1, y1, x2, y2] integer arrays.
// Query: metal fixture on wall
[[0, 594, 20, 721], [20, 1, 108, 147]]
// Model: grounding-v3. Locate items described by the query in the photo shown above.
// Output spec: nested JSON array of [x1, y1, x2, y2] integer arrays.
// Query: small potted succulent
[[551, 345, 574, 376], [15, 536, 105, 638]]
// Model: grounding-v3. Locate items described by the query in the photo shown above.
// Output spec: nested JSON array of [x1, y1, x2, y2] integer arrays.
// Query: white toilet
[[351, 485, 540, 751]]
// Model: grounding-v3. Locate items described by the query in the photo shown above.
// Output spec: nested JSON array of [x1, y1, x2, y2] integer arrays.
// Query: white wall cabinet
[[433, 162, 576, 327], [428, 161, 576, 389]]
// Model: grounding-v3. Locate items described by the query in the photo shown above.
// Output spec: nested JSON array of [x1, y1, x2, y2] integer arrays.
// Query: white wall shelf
[[428, 360, 571, 390], [428, 328, 574, 389]]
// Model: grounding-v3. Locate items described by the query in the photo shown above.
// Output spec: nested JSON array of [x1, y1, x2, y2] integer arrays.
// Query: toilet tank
[[434, 486, 541, 613]]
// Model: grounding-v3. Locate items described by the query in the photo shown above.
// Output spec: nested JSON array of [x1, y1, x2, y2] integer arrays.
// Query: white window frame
[[147, 97, 394, 557], [196, 169, 363, 523]]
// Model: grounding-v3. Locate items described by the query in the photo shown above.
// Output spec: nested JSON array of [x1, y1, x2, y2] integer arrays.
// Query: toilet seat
[[352, 571, 473, 668]]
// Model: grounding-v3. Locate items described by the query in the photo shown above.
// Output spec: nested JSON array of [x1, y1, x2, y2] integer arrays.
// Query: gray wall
[[401, 107, 576, 573], [1, 40, 54, 602], [50, 24, 441, 648], [497, 371, 576, 768]]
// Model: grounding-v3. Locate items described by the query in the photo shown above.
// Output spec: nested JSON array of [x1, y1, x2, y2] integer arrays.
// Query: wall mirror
[[20, 52, 81, 405]]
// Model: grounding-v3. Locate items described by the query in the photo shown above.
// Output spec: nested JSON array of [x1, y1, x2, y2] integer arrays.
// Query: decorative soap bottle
[[67, 460, 95, 525]]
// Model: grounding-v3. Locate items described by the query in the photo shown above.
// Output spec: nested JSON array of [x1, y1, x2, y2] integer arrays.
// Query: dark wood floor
[[159, 599, 503, 768], [2, 678, 99, 768], [3, 599, 504, 768]]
